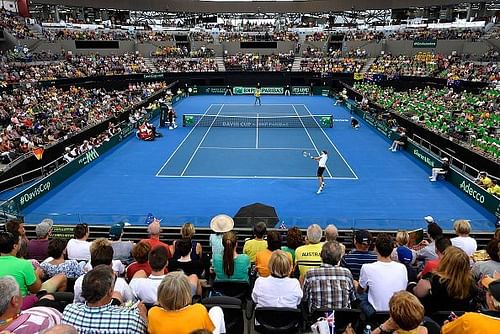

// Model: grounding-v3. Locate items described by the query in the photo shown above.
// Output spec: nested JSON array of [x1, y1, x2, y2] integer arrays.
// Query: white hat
[[442, 157, 449, 161], [210, 214, 234, 233], [424, 216, 434, 223]]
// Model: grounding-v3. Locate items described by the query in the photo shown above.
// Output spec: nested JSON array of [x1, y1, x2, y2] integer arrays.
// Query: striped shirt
[[340, 250, 378, 281], [302, 264, 356, 312], [4, 306, 62, 334], [62, 302, 147, 334]]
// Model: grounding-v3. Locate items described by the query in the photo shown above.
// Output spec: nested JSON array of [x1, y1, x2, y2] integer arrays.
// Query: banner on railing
[[291, 87, 310, 95], [413, 39, 438, 48], [406, 141, 500, 218], [232, 87, 284, 95]]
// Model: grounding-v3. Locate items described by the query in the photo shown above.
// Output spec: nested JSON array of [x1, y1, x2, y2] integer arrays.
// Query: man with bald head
[[325, 224, 345, 254], [140, 219, 172, 258], [295, 224, 323, 279]]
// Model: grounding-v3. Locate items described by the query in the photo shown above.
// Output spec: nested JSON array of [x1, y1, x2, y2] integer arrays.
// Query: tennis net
[[182, 114, 333, 128]]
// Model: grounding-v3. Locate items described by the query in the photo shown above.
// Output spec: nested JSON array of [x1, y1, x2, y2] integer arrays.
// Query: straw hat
[[210, 214, 234, 233]]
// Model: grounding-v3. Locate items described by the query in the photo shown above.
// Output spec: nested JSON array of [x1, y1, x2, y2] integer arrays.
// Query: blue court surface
[[156, 103, 356, 179], [6, 95, 496, 231]]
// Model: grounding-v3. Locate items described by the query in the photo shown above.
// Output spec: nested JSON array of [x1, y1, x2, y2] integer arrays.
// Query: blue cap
[[397, 246, 413, 265]]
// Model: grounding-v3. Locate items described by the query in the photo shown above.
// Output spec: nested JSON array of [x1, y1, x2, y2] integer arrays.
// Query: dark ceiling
[[31, 0, 466, 13]]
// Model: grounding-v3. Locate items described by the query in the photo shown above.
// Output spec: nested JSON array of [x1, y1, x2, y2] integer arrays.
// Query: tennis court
[[156, 103, 357, 179], [6, 95, 495, 230]]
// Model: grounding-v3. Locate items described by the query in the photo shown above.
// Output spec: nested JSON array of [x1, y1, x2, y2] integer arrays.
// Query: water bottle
[[363, 325, 372, 334]]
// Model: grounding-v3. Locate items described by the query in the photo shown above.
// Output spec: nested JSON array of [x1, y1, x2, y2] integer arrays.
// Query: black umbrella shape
[[233, 202, 279, 228]]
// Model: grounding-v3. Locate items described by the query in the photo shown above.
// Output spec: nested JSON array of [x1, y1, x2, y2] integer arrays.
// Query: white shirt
[[66, 239, 91, 261], [318, 153, 328, 168], [84, 260, 125, 275], [359, 261, 408, 311], [129, 275, 166, 304], [451, 236, 477, 257], [252, 276, 303, 308], [73, 275, 135, 303]]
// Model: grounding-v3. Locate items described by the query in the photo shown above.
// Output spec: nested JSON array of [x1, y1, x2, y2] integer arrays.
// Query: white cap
[[424, 216, 434, 223]]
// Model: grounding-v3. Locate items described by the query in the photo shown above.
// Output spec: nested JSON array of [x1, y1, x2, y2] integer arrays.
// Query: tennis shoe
[[316, 189, 322, 194]]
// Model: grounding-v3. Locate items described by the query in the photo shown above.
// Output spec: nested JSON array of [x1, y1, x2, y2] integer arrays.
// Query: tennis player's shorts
[[317, 167, 325, 177]]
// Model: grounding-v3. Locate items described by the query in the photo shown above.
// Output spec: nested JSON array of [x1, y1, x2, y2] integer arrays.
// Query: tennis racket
[[303, 151, 313, 159]]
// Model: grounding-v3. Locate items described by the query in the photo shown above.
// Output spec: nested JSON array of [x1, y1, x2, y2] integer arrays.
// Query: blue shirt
[[340, 250, 378, 281]]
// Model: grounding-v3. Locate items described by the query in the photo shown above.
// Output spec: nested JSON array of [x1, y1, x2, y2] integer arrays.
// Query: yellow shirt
[[255, 89, 261, 97], [243, 239, 268, 262], [441, 312, 500, 334], [295, 242, 323, 278], [148, 304, 215, 334]]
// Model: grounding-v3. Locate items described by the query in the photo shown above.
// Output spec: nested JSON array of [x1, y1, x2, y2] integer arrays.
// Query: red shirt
[[421, 258, 440, 277], [141, 238, 172, 258], [126, 262, 152, 281]]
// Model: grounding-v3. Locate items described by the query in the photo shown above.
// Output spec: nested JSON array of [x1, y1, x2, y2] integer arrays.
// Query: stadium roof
[[33, 0, 466, 13]]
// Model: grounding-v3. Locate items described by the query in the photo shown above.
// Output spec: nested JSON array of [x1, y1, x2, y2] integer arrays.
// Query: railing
[[411, 134, 500, 183], [13, 212, 495, 232]]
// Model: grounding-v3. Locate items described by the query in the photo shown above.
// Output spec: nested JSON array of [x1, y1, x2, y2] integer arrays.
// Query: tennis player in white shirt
[[312, 150, 328, 194]]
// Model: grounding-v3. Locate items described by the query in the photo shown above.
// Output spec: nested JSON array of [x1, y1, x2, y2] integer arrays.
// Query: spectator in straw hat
[[209, 214, 234, 257], [27, 218, 53, 262]]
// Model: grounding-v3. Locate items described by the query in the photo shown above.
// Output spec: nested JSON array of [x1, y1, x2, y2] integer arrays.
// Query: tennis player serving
[[312, 150, 328, 194]]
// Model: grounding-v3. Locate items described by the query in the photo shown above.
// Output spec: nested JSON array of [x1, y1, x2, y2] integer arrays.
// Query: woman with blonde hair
[[413, 246, 477, 315], [372, 291, 428, 334], [172, 222, 202, 260], [212, 231, 250, 282], [451, 219, 477, 257], [391, 231, 417, 265], [148, 271, 225, 334], [252, 250, 302, 308]]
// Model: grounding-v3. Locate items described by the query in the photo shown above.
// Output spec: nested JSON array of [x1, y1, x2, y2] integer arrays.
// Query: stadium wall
[[13, 38, 499, 57]]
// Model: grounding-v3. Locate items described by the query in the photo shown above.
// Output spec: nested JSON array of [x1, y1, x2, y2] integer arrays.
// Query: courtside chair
[[254, 307, 302, 334], [211, 280, 250, 302], [201, 296, 244, 334]]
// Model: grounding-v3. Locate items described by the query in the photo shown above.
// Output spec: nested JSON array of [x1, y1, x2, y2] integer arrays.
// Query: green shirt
[[0, 255, 37, 296], [212, 253, 251, 282]]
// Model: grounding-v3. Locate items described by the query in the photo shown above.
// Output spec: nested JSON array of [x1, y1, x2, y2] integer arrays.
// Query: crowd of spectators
[[0, 53, 153, 83], [344, 28, 484, 41], [153, 57, 218, 72], [305, 32, 328, 41], [367, 53, 445, 77], [41, 29, 135, 41], [438, 61, 500, 83], [224, 52, 294, 72], [0, 215, 499, 333], [0, 82, 166, 162], [353, 82, 500, 160], [219, 31, 298, 42], [300, 51, 366, 73], [387, 28, 483, 41], [0, 9, 35, 39], [300, 49, 366, 73], [136, 31, 175, 42]]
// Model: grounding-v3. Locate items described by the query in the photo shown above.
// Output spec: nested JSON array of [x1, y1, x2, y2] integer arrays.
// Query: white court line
[[156, 174, 357, 180], [155, 103, 220, 176], [292, 105, 333, 178], [180, 104, 224, 176], [199, 147, 315, 150], [256, 113, 259, 149], [301, 104, 359, 180], [215, 103, 297, 106]]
